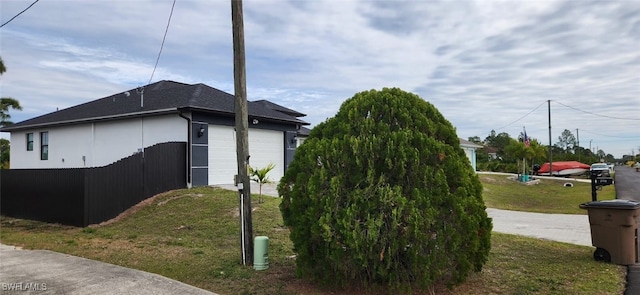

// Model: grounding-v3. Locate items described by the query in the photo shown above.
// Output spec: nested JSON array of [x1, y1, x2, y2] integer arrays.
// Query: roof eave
[[0, 108, 179, 132], [461, 143, 483, 148], [178, 106, 310, 126]]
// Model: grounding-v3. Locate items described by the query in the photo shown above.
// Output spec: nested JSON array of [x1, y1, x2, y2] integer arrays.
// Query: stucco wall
[[10, 114, 187, 168], [462, 146, 477, 171]]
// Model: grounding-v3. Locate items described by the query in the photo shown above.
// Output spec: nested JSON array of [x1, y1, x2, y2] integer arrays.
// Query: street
[[615, 166, 640, 201]]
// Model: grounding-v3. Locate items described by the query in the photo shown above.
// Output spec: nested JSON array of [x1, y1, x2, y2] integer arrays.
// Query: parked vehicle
[[590, 163, 611, 177], [536, 161, 590, 177]]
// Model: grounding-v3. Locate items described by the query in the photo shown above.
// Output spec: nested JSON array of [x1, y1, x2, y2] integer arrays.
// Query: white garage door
[[208, 125, 284, 185], [248, 128, 284, 184], [208, 125, 237, 185]]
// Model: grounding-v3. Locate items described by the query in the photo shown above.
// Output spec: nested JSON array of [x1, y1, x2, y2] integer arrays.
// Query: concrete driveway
[[0, 244, 215, 295]]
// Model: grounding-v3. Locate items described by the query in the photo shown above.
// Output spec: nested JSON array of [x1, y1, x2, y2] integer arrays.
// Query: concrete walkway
[[0, 244, 216, 295]]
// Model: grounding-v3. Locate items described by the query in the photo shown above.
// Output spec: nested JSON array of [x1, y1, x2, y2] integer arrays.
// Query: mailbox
[[590, 171, 614, 201], [595, 177, 614, 186]]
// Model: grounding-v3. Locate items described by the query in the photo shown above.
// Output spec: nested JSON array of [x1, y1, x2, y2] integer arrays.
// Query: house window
[[40, 132, 49, 160], [26, 133, 34, 151]]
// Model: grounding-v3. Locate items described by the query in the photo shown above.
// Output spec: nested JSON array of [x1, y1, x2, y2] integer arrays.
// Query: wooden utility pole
[[231, 0, 253, 266], [576, 128, 580, 162], [548, 100, 553, 175]]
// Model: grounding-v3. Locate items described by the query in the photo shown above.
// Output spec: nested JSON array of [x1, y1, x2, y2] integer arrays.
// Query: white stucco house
[[0, 81, 309, 187], [459, 138, 483, 171]]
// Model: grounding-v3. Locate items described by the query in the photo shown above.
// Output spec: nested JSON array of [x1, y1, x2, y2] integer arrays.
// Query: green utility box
[[254, 236, 269, 270], [580, 199, 640, 265]]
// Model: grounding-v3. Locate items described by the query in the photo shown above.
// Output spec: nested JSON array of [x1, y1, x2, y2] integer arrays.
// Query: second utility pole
[[548, 100, 553, 175], [231, 0, 253, 266]]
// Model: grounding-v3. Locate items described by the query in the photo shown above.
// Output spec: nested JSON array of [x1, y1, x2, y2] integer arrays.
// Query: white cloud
[[1, 0, 638, 157]]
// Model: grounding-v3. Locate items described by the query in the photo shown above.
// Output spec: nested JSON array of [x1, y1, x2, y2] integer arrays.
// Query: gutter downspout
[[178, 111, 192, 188]]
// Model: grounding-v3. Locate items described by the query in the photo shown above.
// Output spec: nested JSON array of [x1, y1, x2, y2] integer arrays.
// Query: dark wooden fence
[[0, 142, 186, 227]]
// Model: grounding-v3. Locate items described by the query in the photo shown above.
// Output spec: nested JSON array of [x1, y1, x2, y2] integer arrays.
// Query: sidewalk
[[0, 244, 216, 295]]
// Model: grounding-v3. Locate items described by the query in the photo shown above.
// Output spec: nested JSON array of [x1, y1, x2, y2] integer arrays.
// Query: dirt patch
[[481, 176, 497, 183], [92, 190, 178, 227], [229, 206, 260, 217], [157, 193, 204, 206], [479, 175, 513, 185]]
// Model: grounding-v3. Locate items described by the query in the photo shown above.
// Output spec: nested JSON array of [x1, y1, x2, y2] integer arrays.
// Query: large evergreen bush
[[278, 88, 492, 291]]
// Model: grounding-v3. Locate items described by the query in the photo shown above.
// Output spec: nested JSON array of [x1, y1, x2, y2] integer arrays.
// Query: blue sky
[[1, 0, 639, 158]]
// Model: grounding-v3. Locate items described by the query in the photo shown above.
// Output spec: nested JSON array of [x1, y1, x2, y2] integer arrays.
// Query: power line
[[553, 100, 640, 121], [580, 129, 640, 139], [495, 100, 546, 131], [147, 0, 177, 86], [0, 0, 40, 28]]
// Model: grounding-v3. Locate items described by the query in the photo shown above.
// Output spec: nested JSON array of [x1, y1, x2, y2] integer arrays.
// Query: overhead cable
[[580, 129, 640, 139], [553, 100, 640, 121], [0, 0, 41, 28], [147, 0, 177, 86], [495, 100, 547, 131]]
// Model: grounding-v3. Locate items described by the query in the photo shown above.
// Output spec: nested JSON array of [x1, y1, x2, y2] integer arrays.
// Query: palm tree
[[506, 138, 547, 176], [249, 163, 275, 204], [0, 98, 22, 127]]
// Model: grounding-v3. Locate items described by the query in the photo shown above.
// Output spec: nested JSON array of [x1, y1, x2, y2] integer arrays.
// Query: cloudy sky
[[1, 0, 638, 158]]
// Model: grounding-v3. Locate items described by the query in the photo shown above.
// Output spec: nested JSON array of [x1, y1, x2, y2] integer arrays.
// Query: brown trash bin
[[580, 199, 640, 265]]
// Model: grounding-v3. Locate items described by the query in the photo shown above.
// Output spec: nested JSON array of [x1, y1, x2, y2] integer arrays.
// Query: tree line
[[467, 129, 619, 174]]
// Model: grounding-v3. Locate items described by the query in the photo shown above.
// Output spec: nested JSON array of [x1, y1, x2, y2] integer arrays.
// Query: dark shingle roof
[[297, 126, 311, 137], [250, 100, 306, 117], [1, 81, 308, 131]]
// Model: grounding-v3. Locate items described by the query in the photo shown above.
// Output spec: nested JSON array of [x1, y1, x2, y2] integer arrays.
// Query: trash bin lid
[[579, 199, 640, 209]]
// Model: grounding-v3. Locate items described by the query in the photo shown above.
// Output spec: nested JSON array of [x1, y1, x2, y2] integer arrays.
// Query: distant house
[[0, 81, 309, 186], [296, 126, 311, 146], [459, 138, 483, 171], [482, 146, 499, 160]]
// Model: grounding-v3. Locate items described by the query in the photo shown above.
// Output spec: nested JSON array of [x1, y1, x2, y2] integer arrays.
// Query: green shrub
[[485, 161, 520, 173], [278, 88, 492, 291]]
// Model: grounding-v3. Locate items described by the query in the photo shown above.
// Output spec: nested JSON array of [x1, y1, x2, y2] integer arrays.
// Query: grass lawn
[[479, 174, 616, 214], [0, 181, 626, 294]]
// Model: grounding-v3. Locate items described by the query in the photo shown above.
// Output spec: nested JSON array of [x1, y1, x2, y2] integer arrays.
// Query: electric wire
[[494, 100, 547, 131], [579, 129, 640, 139], [147, 0, 177, 86], [553, 100, 640, 121], [0, 0, 41, 28]]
